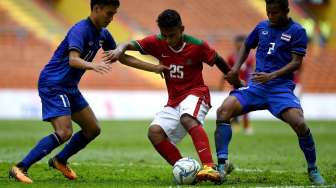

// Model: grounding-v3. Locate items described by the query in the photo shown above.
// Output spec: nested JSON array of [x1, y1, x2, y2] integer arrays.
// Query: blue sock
[[215, 122, 232, 163], [56, 131, 92, 163], [298, 130, 316, 169], [18, 133, 61, 170]]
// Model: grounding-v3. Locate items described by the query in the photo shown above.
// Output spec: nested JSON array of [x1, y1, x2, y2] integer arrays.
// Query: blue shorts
[[38, 86, 89, 121], [230, 82, 302, 118]]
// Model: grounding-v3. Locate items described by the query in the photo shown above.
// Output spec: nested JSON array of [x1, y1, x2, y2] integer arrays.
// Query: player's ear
[[180, 25, 185, 33]]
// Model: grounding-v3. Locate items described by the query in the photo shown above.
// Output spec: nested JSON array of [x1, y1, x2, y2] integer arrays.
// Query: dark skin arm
[[69, 50, 112, 74], [102, 42, 169, 74], [214, 55, 243, 88], [118, 54, 169, 73], [251, 53, 303, 83], [226, 43, 251, 85]]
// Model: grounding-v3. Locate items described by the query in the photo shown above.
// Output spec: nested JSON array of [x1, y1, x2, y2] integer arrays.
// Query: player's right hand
[[103, 48, 123, 63], [90, 62, 112, 74], [225, 70, 240, 86]]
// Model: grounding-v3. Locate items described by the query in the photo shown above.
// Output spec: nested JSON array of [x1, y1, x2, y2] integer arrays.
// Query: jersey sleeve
[[200, 41, 217, 66], [245, 24, 260, 49], [291, 28, 308, 56], [131, 35, 159, 56], [102, 30, 117, 51], [67, 25, 86, 54]]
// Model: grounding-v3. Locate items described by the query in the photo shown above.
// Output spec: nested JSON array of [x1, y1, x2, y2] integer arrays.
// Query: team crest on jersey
[[186, 59, 193, 65], [262, 30, 268, 35], [99, 40, 104, 47], [281, 33, 291, 42]]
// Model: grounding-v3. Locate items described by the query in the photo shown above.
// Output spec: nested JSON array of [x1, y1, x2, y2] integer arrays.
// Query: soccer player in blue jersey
[[9, 0, 166, 184], [215, 0, 325, 185]]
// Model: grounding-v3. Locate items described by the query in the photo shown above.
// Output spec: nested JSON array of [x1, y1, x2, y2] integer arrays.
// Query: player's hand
[[234, 79, 246, 89], [154, 64, 170, 74], [251, 72, 275, 83], [225, 70, 240, 87], [154, 64, 169, 78], [102, 48, 123, 63], [89, 62, 112, 74]]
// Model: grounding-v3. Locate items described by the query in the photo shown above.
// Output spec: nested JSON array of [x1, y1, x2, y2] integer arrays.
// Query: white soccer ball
[[172, 157, 201, 185]]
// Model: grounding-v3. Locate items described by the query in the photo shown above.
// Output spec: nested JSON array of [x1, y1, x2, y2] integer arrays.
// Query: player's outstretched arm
[[103, 42, 138, 63], [214, 55, 243, 88], [119, 54, 169, 74], [69, 50, 112, 74]]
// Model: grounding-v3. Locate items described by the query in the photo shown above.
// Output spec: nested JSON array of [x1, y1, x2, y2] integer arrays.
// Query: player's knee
[[148, 125, 165, 143], [90, 126, 101, 138], [180, 114, 198, 130], [83, 125, 101, 140], [294, 120, 308, 136], [56, 129, 73, 142], [216, 106, 232, 122]]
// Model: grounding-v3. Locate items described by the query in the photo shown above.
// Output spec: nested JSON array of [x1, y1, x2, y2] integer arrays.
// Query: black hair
[[90, 0, 120, 11], [234, 35, 246, 43], [265, 0, 289, 10], [157, 9, 182, 28]]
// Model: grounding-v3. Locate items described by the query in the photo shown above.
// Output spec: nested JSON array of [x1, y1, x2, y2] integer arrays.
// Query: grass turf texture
[[0, 120, 335, 187]]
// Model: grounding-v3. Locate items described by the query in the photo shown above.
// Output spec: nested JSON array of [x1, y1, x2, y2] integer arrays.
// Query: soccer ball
[[172, 157, 201, 185]]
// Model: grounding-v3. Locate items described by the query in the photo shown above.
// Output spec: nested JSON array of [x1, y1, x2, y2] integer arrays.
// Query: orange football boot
[[48, 157, 77, 180], [196, 164, 221, 183], [9, 166, 33, 184]]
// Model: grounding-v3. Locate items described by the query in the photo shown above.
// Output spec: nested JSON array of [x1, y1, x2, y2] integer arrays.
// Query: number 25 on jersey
[[170, 64, 184, 79]]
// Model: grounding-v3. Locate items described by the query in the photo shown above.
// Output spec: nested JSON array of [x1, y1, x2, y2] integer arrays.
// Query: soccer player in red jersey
[[104, 9, 241, 183], [219, 35, 255, 135]]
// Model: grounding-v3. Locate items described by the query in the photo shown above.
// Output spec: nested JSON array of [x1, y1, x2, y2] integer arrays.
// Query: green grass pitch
[[0, 120, 335, 187]]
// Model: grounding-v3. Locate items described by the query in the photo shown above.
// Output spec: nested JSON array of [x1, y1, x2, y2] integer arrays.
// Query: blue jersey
[[245, 18, 308, 85], [38, 18, 117, 87]]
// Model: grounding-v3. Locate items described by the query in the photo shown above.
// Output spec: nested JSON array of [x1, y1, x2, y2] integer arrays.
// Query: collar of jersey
[[268, 17, 294, 29], [86, 17, 102, 33]]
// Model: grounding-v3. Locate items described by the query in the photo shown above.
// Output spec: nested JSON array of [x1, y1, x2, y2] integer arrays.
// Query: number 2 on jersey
[[170, 64, 184, 79], [267, 42, 275, 55]]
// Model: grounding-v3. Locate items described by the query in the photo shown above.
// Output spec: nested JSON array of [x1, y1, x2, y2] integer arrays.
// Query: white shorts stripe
[[59, 95, 67, 107]]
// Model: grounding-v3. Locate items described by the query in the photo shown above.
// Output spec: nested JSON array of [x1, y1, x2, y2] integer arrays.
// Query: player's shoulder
[[72, 19, 89, 29], [182, 34, 204, 46], [289, 19, 306, 32], [256, 20, 269, 28]]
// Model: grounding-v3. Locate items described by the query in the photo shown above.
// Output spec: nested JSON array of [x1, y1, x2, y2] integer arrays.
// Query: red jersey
[[227, 53, 254, 81], [132, 34, 217, 107]]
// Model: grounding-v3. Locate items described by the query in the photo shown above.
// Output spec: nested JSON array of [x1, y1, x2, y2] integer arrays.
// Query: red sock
[[154, 140, 182, 166], [188, 125, 214, 166]]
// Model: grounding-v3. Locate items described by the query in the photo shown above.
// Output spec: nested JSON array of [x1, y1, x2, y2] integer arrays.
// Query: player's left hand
[[251, 72, 275, 83]]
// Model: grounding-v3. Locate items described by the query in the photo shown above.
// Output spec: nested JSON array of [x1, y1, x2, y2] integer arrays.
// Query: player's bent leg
[[9, 116, 71, 183], [179, 114, 220, 183], [9, 166, 33, 184], [148, 125, 182, 165], [281, 108, 325, 185], [215, 96, 243, 183]]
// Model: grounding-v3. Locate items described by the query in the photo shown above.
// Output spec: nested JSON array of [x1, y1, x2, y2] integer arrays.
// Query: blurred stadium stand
[[0, 0, 335, 92]]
